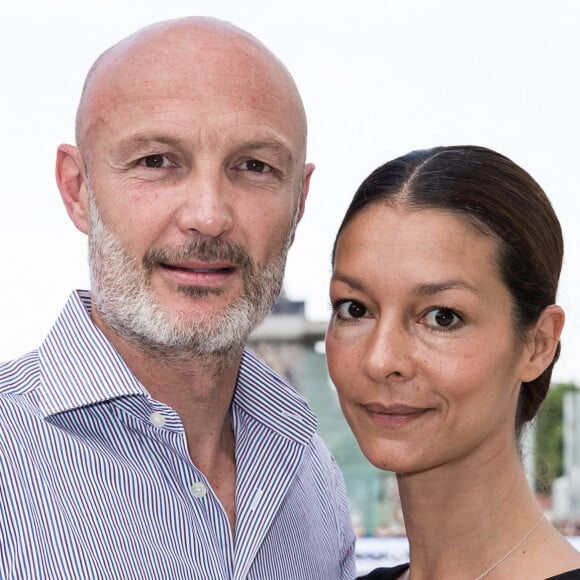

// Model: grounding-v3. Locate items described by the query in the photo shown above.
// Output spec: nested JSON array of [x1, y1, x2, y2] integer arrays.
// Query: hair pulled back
[[333, 145, 563, 437]]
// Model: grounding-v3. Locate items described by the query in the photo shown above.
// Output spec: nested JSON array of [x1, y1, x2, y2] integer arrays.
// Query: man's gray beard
[[87, 193, 290, 357]]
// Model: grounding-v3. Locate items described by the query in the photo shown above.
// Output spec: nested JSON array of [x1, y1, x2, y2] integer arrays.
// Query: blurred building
[[552, 391, 580, 528], [249, 293, 401, 536]]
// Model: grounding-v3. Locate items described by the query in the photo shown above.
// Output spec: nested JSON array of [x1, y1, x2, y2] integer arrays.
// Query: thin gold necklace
[[402, 514, 544, 580], [475, 514, 544, 579]]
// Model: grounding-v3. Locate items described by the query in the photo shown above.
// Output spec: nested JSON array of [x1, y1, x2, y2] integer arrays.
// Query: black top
[[358, 565, 580, 579], [357, 564, 409, 580]]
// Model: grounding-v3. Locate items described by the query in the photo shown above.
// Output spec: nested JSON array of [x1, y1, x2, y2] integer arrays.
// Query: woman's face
[[326, 204, 534, 474]]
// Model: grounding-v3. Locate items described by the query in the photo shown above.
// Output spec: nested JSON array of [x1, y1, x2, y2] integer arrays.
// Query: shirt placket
[[146, 405, 236, 579]]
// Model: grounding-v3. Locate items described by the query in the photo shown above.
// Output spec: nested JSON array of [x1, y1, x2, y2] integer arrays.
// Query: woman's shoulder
[[547, 569, 580, 580], [356, 564, 580, 579], [357, 564, 409, 580]]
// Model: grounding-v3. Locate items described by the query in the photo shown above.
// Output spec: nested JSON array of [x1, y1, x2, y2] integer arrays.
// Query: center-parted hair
[[333, 145, 563, 437]]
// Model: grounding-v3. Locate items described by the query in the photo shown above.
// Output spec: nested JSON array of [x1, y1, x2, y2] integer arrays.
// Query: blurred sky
[[1, 0, 579, 384]]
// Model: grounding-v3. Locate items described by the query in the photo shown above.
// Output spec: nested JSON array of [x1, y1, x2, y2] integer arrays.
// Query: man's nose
[[175, 167, 234, 238]]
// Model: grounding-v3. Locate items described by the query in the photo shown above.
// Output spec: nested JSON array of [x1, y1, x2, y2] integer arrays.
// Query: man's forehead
[[76, 18, 307, 163]]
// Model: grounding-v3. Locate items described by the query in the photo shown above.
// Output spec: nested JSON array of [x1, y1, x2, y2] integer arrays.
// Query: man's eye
[[141, 155, 168, 168], [240, 159, 272, 173], [424, 307, 462, 330], [334, 300, 369, 320]]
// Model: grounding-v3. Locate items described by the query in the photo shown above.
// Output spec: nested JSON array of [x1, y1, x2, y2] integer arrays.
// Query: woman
[[325, 146, 580, 579]]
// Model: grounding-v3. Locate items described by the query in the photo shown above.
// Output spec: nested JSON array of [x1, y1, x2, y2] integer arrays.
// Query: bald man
[[0, 17, 355, 579]]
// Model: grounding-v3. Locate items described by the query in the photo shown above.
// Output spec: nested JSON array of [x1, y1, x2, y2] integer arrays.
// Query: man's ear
[[55, 144, 90, 234], [296, 162, 315, 225], [520, 305, 565, 382], [288, 162, 315, 245]]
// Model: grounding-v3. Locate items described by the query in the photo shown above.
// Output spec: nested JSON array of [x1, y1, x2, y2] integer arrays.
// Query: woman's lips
[[363, 403, 430, 428]]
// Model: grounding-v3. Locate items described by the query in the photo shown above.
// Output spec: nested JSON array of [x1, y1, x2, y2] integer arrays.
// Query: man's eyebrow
[[111, 135, 295, 163], [238, 139, 294, 164], [412, 280, 480, 296], [113, 134, 182, 157]]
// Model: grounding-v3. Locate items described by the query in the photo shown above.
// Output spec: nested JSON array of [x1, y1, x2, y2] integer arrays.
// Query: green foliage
[[534, 382, 579, 494]]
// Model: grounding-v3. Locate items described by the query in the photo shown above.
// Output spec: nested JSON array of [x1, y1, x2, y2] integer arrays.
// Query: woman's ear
[[55, 144, 90, 234], [520, 305, 565, 382]]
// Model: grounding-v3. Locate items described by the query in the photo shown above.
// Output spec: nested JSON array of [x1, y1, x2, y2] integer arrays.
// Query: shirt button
[[149, 412, 166, 428], [190, 482, 207, 498]]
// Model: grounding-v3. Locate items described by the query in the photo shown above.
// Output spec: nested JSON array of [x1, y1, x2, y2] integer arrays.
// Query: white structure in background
[[552, 392, 580, 524], [520, 423, 535, 492]]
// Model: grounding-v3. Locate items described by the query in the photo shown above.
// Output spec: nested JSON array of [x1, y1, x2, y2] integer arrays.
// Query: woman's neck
[[397, 441, 540, 578]]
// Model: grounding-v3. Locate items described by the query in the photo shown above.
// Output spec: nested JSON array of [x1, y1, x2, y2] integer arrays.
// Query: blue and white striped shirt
[[0, 290, 355, 579]]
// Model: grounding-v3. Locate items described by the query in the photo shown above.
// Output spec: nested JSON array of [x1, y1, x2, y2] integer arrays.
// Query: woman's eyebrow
[[330, 272, 367, 293], [412, 280, 480, 297]]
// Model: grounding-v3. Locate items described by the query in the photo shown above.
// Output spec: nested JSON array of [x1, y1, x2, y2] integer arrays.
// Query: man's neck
[[91, 308, 243, 447], [92, 310, 243, 532]]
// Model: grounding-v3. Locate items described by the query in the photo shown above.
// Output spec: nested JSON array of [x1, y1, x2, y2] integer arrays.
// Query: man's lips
[[157, 261, 239, 286], [160, 261, 237, 273], [164, 265, 234, 273]]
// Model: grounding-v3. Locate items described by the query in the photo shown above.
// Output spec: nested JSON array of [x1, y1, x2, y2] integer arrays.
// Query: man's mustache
[[143, 237, 254, 274]]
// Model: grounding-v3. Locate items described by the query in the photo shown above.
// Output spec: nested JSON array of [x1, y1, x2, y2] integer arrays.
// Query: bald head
[[75, 17, 308, 162]]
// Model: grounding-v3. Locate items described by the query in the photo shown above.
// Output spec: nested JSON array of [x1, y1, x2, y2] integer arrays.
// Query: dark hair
[[333, 145, 563, 438]]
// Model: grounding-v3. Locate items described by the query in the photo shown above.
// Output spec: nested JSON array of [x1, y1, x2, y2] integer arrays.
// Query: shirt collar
[[233, 349, 317, 446], [37, 290, 318, 448], [37, 290, 146, 416]]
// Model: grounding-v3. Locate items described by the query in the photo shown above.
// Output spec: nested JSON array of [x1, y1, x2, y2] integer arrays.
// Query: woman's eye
[[240, 159, 272, 173], [140, 154, 170, 168], [424, 308, 462, 329], [335, 300, 369, 320]]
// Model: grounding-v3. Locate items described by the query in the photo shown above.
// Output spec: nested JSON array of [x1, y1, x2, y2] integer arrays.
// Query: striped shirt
[[0, 290, 355, 579]]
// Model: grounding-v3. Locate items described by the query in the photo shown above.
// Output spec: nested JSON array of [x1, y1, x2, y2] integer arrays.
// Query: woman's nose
[[362, 322, 416, 383]]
